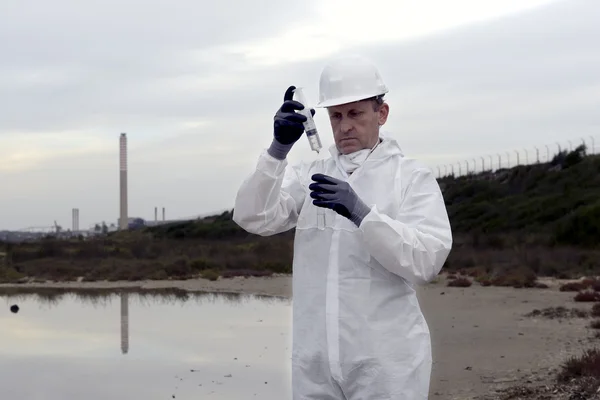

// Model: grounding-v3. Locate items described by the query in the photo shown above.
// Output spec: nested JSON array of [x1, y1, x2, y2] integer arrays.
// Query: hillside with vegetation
[[441, 145, 600, 284], [1, 145, 598, 285]]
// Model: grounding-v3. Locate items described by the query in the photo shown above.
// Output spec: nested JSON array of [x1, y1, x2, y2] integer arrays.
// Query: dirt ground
[[419, 277, 596, 399], [1, 273, 597, 399]]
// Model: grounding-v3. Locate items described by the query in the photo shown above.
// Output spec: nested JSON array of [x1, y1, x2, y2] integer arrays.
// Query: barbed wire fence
[[435, 135, 597, 179]]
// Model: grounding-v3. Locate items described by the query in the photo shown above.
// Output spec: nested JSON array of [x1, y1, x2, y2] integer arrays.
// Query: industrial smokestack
[[72, 208, 79, 231], [154, 207, 157, 222], [119, 133, 128, 230], [162, 207, 165, 221]]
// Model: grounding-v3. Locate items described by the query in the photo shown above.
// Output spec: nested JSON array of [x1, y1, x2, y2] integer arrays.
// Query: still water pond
[[0, 288, 293, 400]]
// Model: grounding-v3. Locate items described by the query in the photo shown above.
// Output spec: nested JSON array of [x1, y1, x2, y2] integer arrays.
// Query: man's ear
[[378, 103, 389, 125]]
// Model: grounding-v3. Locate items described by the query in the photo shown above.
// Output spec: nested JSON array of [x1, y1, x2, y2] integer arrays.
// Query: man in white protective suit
[[232, 54, 453, 399]]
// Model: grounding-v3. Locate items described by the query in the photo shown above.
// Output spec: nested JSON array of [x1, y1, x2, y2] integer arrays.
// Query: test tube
[[293, 87, 322, 154]]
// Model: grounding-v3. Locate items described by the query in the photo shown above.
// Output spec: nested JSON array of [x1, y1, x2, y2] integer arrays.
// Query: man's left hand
[[309, 173, 372, 227]]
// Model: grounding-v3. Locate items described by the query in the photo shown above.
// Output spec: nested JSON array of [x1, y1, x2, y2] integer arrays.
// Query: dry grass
[[443, 258, 556, 289], [0, 233, 294, 283], [574, 291, 600, 302], [560, 278, 600, 292], [3, 220, 600, 285], [560, 282, 590, 292], [220, 269, 272, 279], [590, 320, 600, 330], [557, 348, 600, 391], [494, 380, 600, 400], [525, 306, 588, 319], [445, 241, 600, 281], [447, 276, 472, 287]]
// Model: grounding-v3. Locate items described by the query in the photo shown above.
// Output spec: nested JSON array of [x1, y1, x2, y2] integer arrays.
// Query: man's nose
[[340, 120, 353, 134]]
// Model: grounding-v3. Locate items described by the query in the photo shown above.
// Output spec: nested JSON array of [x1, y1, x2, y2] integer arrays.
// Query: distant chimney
[[72, 208, 79, 231], [162, 207, 165, 221], [154, 207, 157, 222], [119, 133, 128, 230]]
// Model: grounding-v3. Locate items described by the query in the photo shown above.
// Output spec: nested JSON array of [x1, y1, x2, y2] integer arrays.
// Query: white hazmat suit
[[233, 133, 453, 399]]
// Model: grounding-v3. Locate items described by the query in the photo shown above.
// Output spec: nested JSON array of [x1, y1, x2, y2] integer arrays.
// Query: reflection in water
[[2, 288, 290, 357], [121, 293, 128, 354], [0, 288, 292, 400]]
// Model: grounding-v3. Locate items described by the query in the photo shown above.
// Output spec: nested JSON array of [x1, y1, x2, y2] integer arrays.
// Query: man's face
[[326, 99, 389, 155]]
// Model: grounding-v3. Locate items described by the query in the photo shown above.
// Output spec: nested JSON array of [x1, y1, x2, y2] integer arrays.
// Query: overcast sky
[[1, 0, 599, 231]]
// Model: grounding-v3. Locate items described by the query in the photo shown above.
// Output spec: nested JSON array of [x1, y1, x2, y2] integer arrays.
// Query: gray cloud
[[0, 0, 310, 62], [0, 0, 316, 132], [351, 0, 600, 153]]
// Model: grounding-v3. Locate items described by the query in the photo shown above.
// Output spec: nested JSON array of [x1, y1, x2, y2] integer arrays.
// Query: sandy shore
[[0, 274, 294, 297], [420, 278, 594, 399], [1, 274, 595, 399]]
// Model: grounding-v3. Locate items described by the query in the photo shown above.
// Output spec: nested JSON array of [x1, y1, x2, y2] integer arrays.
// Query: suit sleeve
[[232, 149, 307, 236], [359, 164, 452, 285]]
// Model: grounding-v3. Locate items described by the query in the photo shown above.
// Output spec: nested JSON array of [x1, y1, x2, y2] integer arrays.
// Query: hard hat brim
[[316, 90, 388, 108]]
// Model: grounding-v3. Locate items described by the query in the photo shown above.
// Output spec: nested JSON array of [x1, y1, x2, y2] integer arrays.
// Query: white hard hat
[[316, 55, 388, 108]]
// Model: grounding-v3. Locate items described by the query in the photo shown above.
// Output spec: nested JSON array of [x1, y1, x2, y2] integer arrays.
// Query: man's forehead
[[327, 100, 371, 113]]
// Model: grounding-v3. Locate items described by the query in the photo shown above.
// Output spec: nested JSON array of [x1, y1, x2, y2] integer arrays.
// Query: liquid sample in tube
[[293, 87, 322, 153], [306, 128, 322, 153]]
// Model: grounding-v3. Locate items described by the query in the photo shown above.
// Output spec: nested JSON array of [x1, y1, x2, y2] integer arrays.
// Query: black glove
[[309, 174, 371, 227], [268, 85, 315, 160]]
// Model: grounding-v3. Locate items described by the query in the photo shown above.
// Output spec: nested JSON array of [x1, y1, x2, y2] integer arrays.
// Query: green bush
[[555, 201, 600, 248], [0, 267, 26, 283], [201, 269, 220, 281], [190, 258, 218, 271]]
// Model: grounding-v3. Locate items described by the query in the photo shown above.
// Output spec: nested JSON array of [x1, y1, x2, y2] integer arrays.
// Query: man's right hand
[[274, 85, 314, 144], [268, 86, 315, 160]]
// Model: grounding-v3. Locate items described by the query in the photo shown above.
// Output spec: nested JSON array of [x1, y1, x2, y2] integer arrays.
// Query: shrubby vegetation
[[0, 211, 293, 283], [440, 145, 598, 243], [1, 146, 599, 283], [442, 145, 600, 284]]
